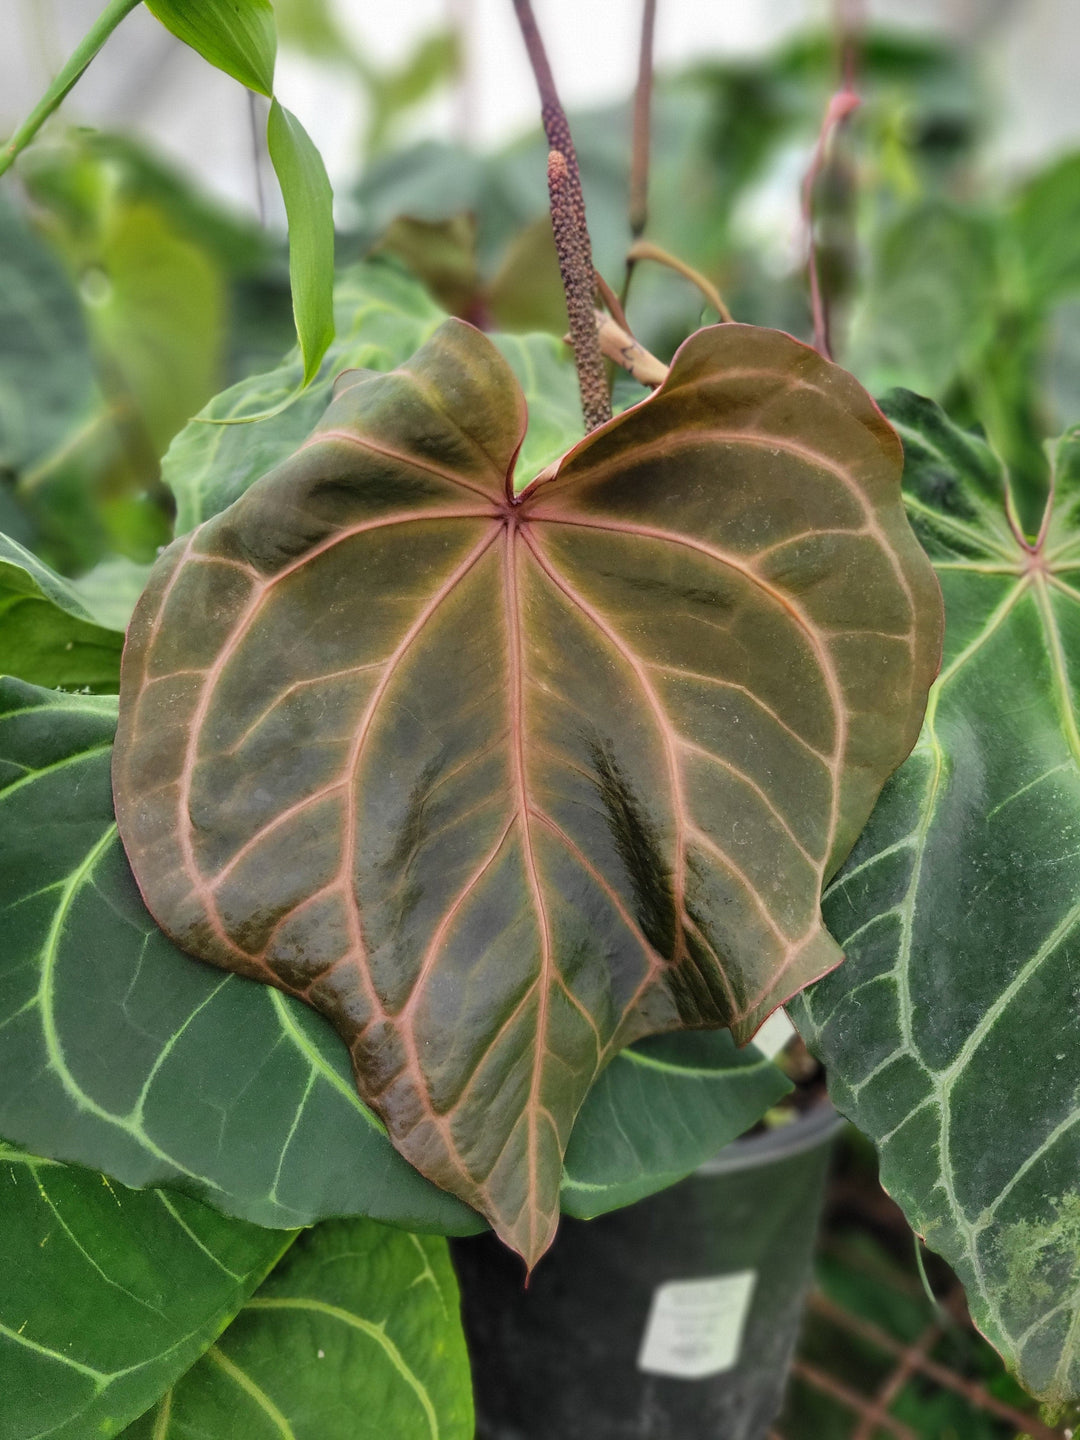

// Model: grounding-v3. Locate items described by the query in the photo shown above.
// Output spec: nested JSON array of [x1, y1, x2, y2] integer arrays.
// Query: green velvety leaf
[[0, 532, 124, 690], [792, 392, 1080, 1405], [1011, 151, 1080, 307], [146, 0, 276, 98], [0, 196, 98, 477], [0, 1145, 291, 1440], [113, 320, 941, 1264], [162, 262, 446, 535], [266, 101, 335, 388], [123, 1219, 472, 1440], [560, 1029, 791, 1217], [0, 678, 787, 1236]]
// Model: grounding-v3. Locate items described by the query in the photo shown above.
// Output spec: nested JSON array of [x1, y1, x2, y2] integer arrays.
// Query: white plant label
[[751, 1007, 796, 1060], [636, 1271, 757, 1380]]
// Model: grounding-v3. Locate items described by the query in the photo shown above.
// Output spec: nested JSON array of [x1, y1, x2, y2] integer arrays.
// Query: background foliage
[[1, 8, 1079, 1437]]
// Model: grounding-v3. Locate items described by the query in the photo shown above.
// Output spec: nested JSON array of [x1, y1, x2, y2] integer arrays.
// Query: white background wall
[[2, 0, 1078, 223]]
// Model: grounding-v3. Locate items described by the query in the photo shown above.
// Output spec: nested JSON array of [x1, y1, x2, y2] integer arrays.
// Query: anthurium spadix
[[113, 319, 943, 1266]]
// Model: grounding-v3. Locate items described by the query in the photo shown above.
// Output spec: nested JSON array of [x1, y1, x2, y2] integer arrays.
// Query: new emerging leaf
[[113, 320, 942, 1265]]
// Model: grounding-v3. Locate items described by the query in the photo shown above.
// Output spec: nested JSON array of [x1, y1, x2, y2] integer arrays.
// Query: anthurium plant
[[1, 1, 1078, 1436]]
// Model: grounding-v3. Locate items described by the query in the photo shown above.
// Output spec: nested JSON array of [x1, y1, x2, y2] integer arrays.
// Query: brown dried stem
[[512, 0, 611, 431], [629, 0, 657, 238]]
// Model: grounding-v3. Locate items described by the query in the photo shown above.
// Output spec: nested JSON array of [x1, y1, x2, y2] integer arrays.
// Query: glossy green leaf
[[146, 0, 277, 98], [123, 1218, 472, 1440], [792, 393, 1080, 1405], [0, 532, 124, 690], [114, 320, 941, 1264], [162, 262, 446, 536], [266, 101, 335, 388], [0, 1145, 290, 1440], [0, 679, 788, 1235]]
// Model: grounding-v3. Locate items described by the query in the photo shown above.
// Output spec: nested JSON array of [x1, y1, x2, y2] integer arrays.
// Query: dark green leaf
[[114, 320, 941, 1264], [123, 1218, 472, 1440], [0, 532, 124, 690], [266, 101, 335, 388], [0, 1145, 290, 1440], [146, 0, 277, 98], [0, 679, 787, 1235], [793, 393, 1080, 1405], [561, 1030, 791, 1217], [0, 196, 98, 478]]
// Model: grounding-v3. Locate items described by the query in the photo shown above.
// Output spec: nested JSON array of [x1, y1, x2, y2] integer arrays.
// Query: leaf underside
[[113, 319, 942, 1265], [794, 395, 1080, 1405]]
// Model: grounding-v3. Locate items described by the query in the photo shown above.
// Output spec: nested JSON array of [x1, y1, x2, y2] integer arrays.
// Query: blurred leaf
[[266, 100, 335, 387], [0, 197, 98, 478], [146, 0, 277, 98], [375, 214, 481, 319], [163, 261, 446, 535], [0, 531, 124, 690], [488, 217, 567, 334], [845, 203, 998, 395], [273, 0, 347, 59], [68, 554, 154, 631], [1, 1146, 290, 1440], [124, 1219, 473, 1440], [87, 199, 227, 452], [367, 29, 461, 155], [1011, 151, 1080, 307]]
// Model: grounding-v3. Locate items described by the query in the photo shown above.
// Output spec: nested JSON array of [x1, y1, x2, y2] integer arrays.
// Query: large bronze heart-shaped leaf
[[114, 319, 942, 1265]]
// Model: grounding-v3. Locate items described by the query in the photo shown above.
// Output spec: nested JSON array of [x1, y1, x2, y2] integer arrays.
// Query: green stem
[[0, 0, 142, 178]]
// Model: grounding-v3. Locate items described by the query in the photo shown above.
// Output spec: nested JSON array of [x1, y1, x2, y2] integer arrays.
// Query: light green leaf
[[792, 392, 1080, 1405], [845, 203, 998, 398], [1011, 150, 1080, 308], [162, 262, 446, 535], [146, 0, 277, 98], [0, 678, 787, 1235], [0, 531, 124, 691], [68, 555, 155, 633], [0, 1145, 291, 1440], [266, 101, 335, 388], [123, 1219, 472, 1440], [86, 198, 228, 452]]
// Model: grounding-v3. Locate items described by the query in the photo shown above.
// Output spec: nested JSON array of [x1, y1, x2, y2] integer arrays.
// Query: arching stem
[[801, 0, 863, 360], [512, 0, 611, 432]]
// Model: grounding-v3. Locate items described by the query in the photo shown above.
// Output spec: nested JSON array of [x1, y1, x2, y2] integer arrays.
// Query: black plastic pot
[[451, 1103, 844, 1440]]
